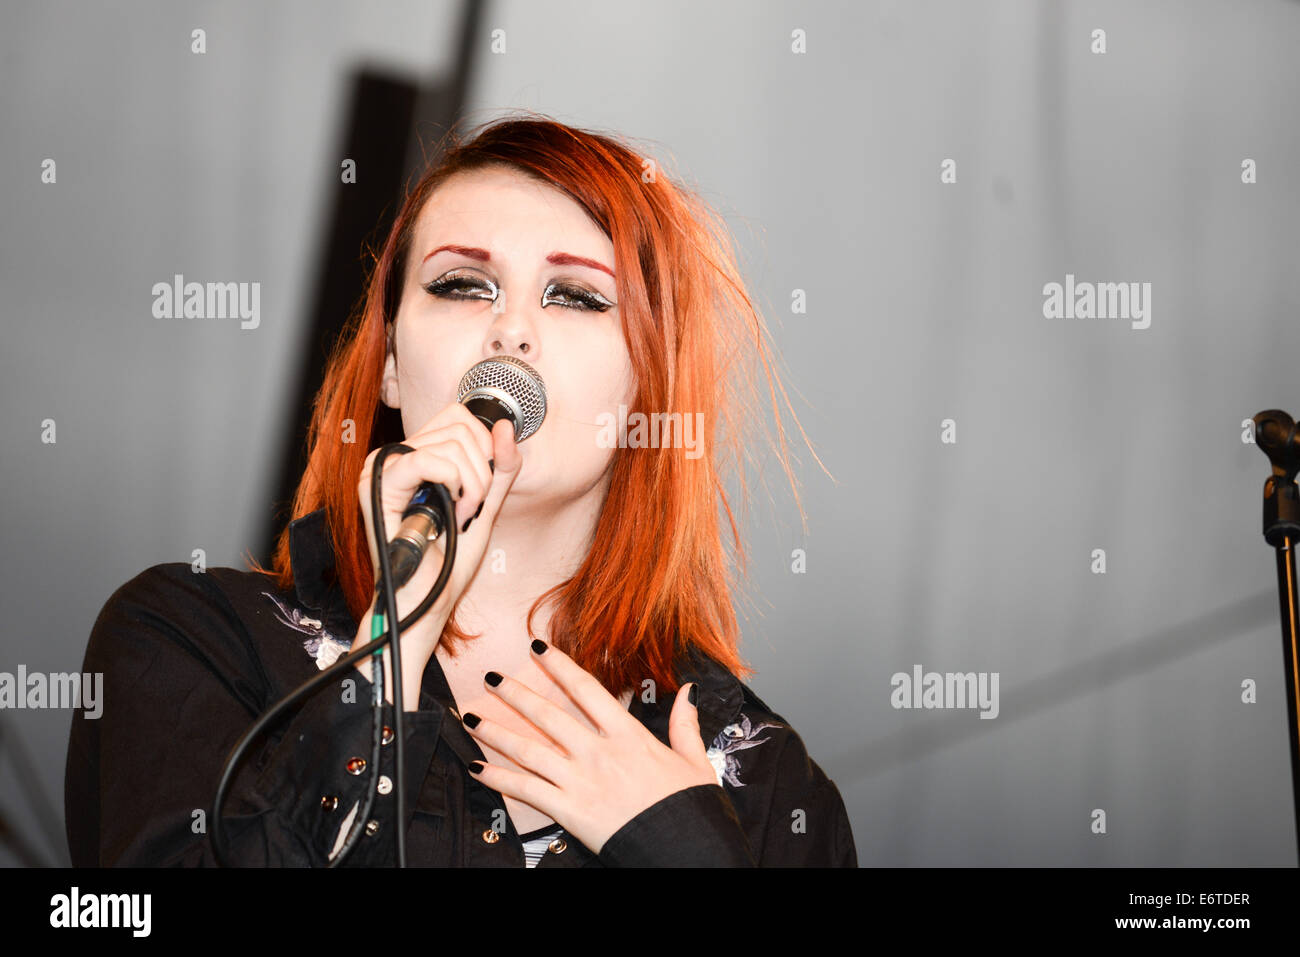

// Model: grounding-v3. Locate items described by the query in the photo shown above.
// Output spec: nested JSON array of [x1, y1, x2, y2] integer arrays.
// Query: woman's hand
[[350, 403, 523, 706], [461, 640, 721, 855]]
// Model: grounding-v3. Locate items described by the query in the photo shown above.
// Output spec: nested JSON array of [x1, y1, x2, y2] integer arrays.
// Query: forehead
[[411, 167, 611, 259]]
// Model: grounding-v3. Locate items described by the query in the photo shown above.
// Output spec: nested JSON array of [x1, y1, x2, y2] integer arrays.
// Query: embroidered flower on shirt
[[705, 712, 782, 788], [262, 591, 352, 670]]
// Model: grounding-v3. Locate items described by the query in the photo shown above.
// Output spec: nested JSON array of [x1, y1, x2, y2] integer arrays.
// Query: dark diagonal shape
[[256, 0, 485, 564]]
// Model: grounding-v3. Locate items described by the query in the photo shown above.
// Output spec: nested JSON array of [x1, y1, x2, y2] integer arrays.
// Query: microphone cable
[[210, 442, 456, 867]]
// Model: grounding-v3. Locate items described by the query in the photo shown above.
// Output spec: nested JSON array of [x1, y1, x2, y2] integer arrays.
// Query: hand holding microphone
[[349, 357, 544, 705]]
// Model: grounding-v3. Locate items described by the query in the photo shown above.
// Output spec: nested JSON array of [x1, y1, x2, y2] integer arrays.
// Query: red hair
[[249, 111, 827, 696]]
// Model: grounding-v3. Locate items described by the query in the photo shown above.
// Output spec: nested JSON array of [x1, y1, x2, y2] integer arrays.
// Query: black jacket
[[64, 508, 858, 867]]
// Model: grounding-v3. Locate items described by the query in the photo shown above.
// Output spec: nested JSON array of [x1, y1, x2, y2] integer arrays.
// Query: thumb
[[471, 419, 522, 530], [668, 682, 710, 768]]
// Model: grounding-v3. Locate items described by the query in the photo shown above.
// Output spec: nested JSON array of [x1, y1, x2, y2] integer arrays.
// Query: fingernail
[[457, 485, 463, 498], [531, 639, 547, 655], [488, 458, 495, 474], [688, 683, 699, 706], [468, 760, 485, 774], [461, 712, 481, 729], [461, 516, 473, 533], [484, 671, 503, 687], [473, 501, 483, 520]]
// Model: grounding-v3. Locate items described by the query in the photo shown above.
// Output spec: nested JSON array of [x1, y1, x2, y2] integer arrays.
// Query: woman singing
[[65, 115, 858, 867]]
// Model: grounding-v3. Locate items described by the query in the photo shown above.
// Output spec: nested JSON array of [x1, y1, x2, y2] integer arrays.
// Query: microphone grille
[[457, 356, 548, 441]]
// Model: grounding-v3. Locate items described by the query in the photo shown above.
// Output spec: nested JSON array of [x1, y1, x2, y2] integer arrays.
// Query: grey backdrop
[[2, 0, 1297, 867]]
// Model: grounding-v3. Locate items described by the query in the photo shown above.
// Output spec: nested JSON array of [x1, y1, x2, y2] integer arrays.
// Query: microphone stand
[[1252, 409, 1300, 863]]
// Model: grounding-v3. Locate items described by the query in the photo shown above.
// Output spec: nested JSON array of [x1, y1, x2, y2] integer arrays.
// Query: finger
[[360, 443, 462, 510], [359, 455, 458, 574], [524, 640, 633, 736], [407, 404, 494, 463], [449, 403, 496, 460], [481, 669, 595, 756], [380, 442, 482, 518], [404, 419, 493, 498], [460, 712, 572, 785], [490, 416, 522, 475], [358, 447, 458, 551], [667, 682, 710, 767], [466, 759, 565, 818], [470, 419, 522, 529], [360, 446, 416, 512], [405, 440, 488, 528]]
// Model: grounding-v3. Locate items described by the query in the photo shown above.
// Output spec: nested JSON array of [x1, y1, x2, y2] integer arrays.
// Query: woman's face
[[382, 165, 635, 509]]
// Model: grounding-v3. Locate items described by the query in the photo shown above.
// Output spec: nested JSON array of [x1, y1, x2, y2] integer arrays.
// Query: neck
[[449, 472, 610, 665]]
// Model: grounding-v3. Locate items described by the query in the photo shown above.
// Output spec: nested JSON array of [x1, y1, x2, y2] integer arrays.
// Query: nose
[[489, 335, 530, 355], [484, 290, 537, 361]]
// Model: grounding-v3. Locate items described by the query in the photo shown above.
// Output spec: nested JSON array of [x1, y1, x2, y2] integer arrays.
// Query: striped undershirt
[[518, 823, 565, 868]]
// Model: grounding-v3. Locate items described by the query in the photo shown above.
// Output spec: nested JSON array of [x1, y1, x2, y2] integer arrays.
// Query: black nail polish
[[468, 760, 485, 774], [531, 639, 547, 655], [457, 486, 463, 498], [488, 458, 495, 473], [688, 684, 699, 706], [473, 501, 483, 520], [484, 671, 503, 687], [461, 516, 473, 533], [462, 712, 481, 729]]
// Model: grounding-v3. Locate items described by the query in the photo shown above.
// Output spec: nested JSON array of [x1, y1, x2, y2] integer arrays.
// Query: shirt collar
[[288, 508, 356, 640], [289, 507, 337, 609], [287, 507, 747, 743], [628, 643, 747, 747]]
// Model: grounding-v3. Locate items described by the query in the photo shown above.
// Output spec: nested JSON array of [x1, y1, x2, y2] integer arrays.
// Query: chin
[[508, 458, 613, 506]]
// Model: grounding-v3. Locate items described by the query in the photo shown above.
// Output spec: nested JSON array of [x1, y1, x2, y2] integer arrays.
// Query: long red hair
[[248, 111, 826, 696]]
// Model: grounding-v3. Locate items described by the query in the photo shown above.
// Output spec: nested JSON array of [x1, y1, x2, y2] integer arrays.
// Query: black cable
[[376, 442, 407, 867], [318, 441, 459, 865], [329, 445, 404, 867], [332, 444, 456, 866], [210, 442, 456, 867]]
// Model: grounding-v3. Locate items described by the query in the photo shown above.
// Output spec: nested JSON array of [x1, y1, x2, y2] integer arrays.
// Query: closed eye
[[423, 274, 497, 302], [542, 282, 615, 312]]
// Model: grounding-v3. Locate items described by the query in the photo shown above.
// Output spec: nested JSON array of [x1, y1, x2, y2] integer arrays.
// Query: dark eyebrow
[[422, 245, 614, 279]]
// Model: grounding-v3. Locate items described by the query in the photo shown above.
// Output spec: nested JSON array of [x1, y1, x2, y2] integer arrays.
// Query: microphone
[[384, 356, 547, 589]]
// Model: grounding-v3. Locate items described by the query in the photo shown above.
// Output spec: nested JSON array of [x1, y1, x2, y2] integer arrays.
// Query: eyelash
[[422, 274, 614, 312]]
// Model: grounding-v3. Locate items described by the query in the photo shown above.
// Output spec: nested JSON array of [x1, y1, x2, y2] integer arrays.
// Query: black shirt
[[64, 508, 858, 867]]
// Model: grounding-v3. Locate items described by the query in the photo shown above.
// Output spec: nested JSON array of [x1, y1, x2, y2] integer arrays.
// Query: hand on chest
[[441, 656, 584, 758], [439, 651, 634, 766]]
